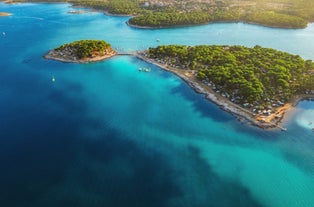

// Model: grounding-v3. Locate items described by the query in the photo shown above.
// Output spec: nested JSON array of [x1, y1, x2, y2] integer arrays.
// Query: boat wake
[[17, 16, 44, 20]]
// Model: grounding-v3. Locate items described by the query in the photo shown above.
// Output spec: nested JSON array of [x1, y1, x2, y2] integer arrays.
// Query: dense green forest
[[242, 11, 307, 28], [128, 11, 212, 27], [9, 0, 314, 29], [129, 9, 307, 28], [56, 40, 112, 59], [147, 45, 314, 107]]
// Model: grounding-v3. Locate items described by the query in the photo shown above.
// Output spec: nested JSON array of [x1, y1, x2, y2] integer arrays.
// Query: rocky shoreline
[[43, 46, 311, 130], [135, 52, 306, 130], [44, 48, 116, 63]]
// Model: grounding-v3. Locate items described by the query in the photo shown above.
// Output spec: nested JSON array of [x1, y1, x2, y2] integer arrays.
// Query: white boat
[[52, 76, 55, 82], [138, 67, 150, 72], [2, 32, 5, 36]]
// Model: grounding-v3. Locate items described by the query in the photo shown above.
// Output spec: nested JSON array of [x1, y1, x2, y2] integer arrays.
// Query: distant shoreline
[[4, 1, 309, 29], [126, 20, 210, 30], [127, 20, 306, 30]]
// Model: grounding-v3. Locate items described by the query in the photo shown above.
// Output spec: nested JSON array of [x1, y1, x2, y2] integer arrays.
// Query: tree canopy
[[147, 45, 314, 106], [129, 11, 212, 27], [13, 0, 314, 29], [56, 40, 112, 59]]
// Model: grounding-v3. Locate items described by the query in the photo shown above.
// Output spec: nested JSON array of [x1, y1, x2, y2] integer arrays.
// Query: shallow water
[[1, 3, 314, 207]]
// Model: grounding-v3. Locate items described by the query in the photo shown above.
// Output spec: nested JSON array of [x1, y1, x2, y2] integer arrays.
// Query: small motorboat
[[138, 68, 150, 72], [52, 76, 55, 82]]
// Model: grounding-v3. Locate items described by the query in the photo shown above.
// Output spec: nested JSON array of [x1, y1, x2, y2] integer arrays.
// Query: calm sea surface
[[1, 3, 314, 207]]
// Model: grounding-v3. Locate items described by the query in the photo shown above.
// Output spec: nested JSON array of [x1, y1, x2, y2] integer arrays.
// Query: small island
[[138, 45, 314, 129], [45, 40, 116, 63], [0, 12, 12, 17]]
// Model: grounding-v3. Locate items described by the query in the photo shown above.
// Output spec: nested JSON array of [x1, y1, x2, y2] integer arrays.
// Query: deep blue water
[[1, 3, 314, 207]]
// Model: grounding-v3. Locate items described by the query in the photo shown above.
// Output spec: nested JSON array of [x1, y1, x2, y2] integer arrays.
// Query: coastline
[[126, 20, 210, 30], [279, 95, 314, 125], [43, 47, 314, 130], [103, 11, 133, 17], [240, 20, 307, 29], [44, 50, 117, 63], [126, 19, 306, 30], [4, 1, 309, 29], [135, 52, 313, 130]]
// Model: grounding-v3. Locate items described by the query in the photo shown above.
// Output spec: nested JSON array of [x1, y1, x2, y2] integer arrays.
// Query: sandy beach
[[135, 52, 314, 130]]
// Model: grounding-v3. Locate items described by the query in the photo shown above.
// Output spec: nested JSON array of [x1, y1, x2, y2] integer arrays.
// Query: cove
[[1, 2, 314, 207]]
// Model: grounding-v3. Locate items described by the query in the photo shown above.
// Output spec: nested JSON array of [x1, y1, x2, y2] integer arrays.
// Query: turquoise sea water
[[1, 3, 314, 207]]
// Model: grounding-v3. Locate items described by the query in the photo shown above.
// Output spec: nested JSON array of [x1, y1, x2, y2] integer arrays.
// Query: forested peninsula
[[141, 45, 314, 128], [9, 0, 314, 29], [45, 40, 116, 63], [128, 10, 307, 29]]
